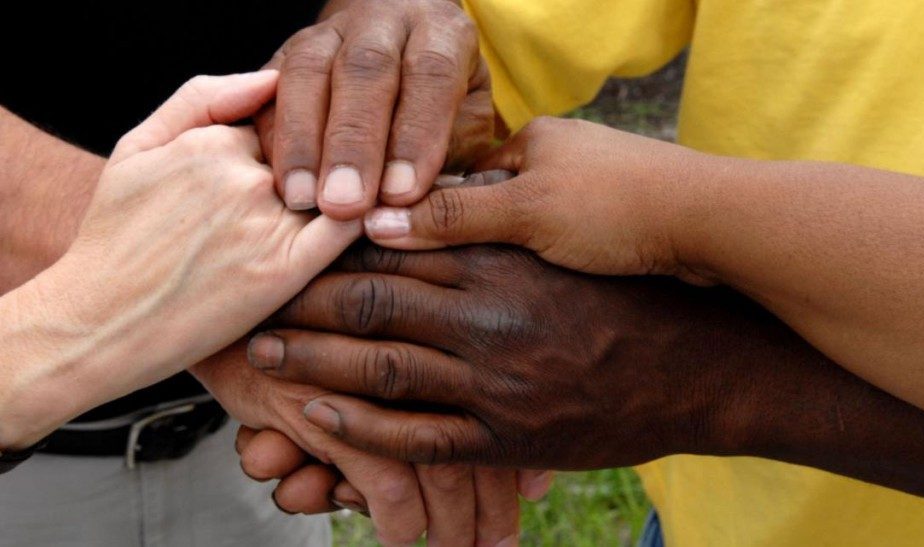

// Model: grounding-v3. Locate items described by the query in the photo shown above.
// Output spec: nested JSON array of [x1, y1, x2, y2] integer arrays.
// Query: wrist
[[0, 277, 88, 450], [663, 150, 737, 284], [0, 259, 144, 449]]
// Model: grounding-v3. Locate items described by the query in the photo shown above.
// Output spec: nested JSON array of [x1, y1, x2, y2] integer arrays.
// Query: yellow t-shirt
[[462, 0, 924, 545]]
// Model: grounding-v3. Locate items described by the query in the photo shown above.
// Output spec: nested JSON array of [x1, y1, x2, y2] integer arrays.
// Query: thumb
[[111, 70, 279, 163], [363, 171, 534, 250], [288, 215, 364, 285]]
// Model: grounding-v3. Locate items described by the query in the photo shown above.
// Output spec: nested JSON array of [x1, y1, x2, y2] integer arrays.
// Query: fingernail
[[364, 208, 411, 239], [323, 166, 364, 205], [382, 161, 417, 196], [247, 333, 284, 370], [331, 499, 370, 516], [494, 534, 519, 547], [304, 401, 341, 435], [522, 470, 554, 501], [284, 169, 317, 210], [434, 174, 467, 188]]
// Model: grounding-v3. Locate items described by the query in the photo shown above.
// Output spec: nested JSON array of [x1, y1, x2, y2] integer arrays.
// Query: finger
[[272, 464, 341, 515], [331, 481, 370, 516], [252, 47, 286, 166], [444, 64, 494, 173], [474, 467, 520, 546], [336, 244, 466, 287], [415, 464, 476, 547], [380, 21, 477, 206], [287, 215, 363, 290], [328, 449, 427, 546], [248, 330, 472, 405], [235, 425, 258, 455], [362, 174, 535, 251], [112, 70, 279, 162], [517, 470, 555, 501], [240, 429, 312, 481], [273, 27, 343, 210], [302, 394, 492, 464], [272, 272, 461, 350], [317, 19, 407, 220]]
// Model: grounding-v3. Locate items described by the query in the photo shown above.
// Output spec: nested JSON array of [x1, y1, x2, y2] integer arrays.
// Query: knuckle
[[419, 463, 470, 494], [240, 165, 275, 192], [180, 74, 213, 97], [360, 245, 407, 274], [403, 48, 461, 84], [373, 470, 419, 506], [177, 125, 238, 152], [338, 277, 395, 334], [284, 46, 336, 78], [426, 189, 466, 235], [407, 424, 455, 464], [360, 345, 413, 399], [339, 41, 400, 78], [324, 113, 380, 149]]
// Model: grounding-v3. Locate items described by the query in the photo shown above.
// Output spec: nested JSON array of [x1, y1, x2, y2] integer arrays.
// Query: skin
[[190, 346, 523, 546], [0, 70, 361, 450], [362, 117, 924, 410], [0, 2, 524, 538], [0, 66, 522, 547], [255, 0, 493, 219], [249, 243, 924, 497]]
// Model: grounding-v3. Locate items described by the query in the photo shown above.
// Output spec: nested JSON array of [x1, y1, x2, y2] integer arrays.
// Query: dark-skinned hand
[[246, 242, 715, 469], [244, 241, 924, 499], [255, 0, 493, 219]]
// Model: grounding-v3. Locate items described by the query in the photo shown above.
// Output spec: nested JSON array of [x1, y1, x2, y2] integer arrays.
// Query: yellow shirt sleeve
[[462, 0, 694, 130]]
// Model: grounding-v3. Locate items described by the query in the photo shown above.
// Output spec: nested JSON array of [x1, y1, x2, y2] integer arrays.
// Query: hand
[[255, 0, 492, 219], [191, 346, 526, 546], [362, 117, 711, 282], [52, 71, 361, 402], [1, 71, 363, 448], [245, 244, 738, 469]]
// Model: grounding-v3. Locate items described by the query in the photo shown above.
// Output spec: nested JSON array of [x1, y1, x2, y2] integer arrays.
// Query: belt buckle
[[124, 403, 196, 470]]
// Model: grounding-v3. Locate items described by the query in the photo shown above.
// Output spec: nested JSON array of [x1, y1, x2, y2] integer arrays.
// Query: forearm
[[0, 106, 102, 293], [675, 155, 924, 409], [697, 287, 924, 496], [0, 267, 132, 451]]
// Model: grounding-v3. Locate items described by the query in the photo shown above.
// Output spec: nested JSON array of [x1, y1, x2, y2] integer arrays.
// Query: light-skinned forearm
[[0, 260, 146, 451], [0, 106, 102, 293], [676, 155, 924, 409]]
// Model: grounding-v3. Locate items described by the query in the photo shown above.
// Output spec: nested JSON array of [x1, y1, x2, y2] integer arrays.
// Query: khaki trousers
[[0, 421, 330, 547]]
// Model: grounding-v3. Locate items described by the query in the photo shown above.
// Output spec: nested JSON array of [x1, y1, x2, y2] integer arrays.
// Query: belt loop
[[125, 404, 196, 470]]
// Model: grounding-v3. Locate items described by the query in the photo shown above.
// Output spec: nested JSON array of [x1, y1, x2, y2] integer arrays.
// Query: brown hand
[[255, 0, 492, 219], [246, 244, 924, 497]]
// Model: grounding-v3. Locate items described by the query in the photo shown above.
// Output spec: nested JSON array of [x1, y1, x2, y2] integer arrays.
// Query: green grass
[[331, 468, 651, 546]]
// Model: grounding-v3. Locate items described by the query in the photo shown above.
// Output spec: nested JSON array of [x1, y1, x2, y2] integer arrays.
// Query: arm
[[0, 106, 102, 292], [360, 118, 924, 409], [247, 243, 924, 497], [0, 71, 360, 454], [674, 157, 924, 412]]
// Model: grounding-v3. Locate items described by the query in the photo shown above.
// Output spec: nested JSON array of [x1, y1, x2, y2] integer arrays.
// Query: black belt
[[40, 397, 228, 468]]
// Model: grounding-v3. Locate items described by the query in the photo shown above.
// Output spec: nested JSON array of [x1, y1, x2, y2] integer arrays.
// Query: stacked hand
[[362, 117, 709, 282], [255, 0, 492, 218], [1, 70, 361, 449]]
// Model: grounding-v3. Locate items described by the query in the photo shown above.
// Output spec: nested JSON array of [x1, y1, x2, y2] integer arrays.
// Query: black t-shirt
[[1, 1, 325, 421]]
